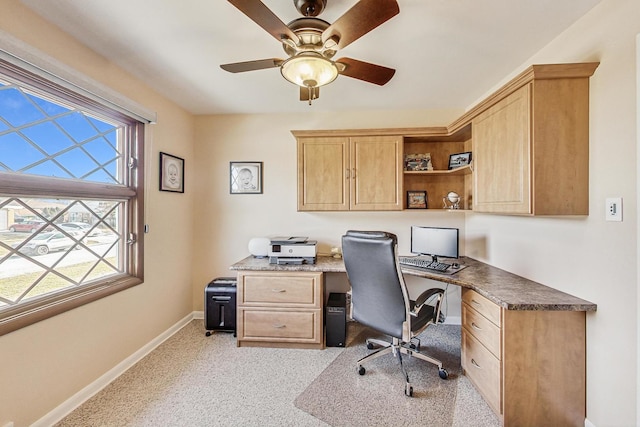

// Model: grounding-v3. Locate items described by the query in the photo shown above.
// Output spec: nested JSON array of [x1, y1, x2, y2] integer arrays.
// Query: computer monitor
[[410, 226, 459, 262]]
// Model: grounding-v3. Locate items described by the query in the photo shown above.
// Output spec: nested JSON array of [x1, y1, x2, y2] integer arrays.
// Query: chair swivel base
[[356, 337, 448, 397]]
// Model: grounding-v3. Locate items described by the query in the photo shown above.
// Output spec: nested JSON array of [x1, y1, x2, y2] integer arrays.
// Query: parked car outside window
[[8, 221, 50, 233], [17, 232, 78, 256]]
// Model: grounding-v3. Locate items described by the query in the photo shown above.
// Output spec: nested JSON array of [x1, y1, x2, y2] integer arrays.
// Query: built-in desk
[[230, 256, 596, 426]]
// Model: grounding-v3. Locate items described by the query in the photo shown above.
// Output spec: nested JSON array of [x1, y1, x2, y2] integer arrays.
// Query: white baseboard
[[32, 312, 197, 427], [193, 310, 204, 319], [585, 418, 596, 427]]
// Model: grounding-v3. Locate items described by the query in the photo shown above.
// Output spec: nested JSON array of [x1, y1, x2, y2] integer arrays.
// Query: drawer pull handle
[[271, 289, 286, 293], [272, 324, 286, 329], [471, 358, 482, 369], [471, 299, 481, 305], [471, 322, 482, 330]]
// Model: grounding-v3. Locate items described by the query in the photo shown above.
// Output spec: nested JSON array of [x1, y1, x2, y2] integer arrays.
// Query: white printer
[[268, 236, 317, 264]]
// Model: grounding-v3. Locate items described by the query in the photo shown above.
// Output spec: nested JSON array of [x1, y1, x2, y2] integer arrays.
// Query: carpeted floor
[[55, 319, 500, 426]]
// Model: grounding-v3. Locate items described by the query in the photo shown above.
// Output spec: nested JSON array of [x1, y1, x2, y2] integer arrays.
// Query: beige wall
[[0, 0, 638, 426], [0, 3, 196, 426]]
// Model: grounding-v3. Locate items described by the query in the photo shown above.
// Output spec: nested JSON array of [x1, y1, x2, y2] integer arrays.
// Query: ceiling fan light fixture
[[281, 52, 338, 88]]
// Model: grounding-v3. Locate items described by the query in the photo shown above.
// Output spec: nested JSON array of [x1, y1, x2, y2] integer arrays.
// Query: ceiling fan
[[220, 0, 399, 104]]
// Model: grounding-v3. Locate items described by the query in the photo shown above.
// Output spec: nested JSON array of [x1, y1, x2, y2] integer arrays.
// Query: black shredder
[[204, 277, 237, 337]]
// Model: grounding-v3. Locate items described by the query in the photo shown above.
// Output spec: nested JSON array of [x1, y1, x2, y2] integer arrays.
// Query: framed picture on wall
[[407, 190, 427, 209], [159, 152, 184, 193], [230, 161, 263, 194]]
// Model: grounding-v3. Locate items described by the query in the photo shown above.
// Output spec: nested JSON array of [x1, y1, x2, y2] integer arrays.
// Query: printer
[[269, 236, 317, 265]]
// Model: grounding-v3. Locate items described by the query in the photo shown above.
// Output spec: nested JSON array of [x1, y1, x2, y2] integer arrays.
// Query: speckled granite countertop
[[230, 256, 596, 312]]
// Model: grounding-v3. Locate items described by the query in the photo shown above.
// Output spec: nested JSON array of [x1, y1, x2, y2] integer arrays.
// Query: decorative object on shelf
[[230, 161, 263, 194], [248, 237, 270, 258], [405, 153, 433, 171], [159, 152, 185, 193], [407, 190, 428, 209], [443, 191, 461, 209], [448, 152, 472, 170]]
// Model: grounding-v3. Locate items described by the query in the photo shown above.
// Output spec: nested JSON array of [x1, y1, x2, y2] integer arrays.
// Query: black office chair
[[341, 230, 448, 397]]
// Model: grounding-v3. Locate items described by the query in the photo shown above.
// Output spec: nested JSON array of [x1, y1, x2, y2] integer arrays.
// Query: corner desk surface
[[230, 255, 596, 312]]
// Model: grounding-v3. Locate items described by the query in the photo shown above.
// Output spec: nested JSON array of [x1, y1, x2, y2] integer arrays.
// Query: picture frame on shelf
[[407, 190, 428, 209], [405, 153, 433, 171], [448, 152, 472, 170], [230, 161, 263, 194], [159, 152, 185, 193]]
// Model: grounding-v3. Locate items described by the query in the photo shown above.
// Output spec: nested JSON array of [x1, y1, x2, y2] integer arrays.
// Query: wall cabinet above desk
[[292, 62, 599, 215], [295, 135, 403, 211]]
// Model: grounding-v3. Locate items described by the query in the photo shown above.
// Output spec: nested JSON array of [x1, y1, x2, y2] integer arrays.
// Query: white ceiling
[[20, 0, 601, 115]]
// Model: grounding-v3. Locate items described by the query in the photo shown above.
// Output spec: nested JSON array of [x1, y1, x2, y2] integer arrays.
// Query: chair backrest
[[341, 230, 409, 338]]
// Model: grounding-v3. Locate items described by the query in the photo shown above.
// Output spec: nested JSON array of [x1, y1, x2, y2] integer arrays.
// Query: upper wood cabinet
[[470, 63, 598, 215], [293, 62, 599, 215], [295, 134, 403, 211]]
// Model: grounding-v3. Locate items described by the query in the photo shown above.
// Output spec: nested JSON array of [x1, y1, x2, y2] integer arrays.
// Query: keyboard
[[398, 256, 451, 272]]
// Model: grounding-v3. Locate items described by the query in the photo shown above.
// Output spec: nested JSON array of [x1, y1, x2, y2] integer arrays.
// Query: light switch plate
[[605, 197, 622, 222]]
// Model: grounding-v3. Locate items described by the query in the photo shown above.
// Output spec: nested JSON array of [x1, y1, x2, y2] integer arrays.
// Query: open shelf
[[404, 164, 472, 176]]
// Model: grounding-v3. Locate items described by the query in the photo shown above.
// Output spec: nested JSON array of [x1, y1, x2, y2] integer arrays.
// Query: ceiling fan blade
[[227, 0, 299, 43], [322, 0, 399, 50], [336, 57, 395, 86], [220, 58, 283, 73], [299, 86, 320, 102]]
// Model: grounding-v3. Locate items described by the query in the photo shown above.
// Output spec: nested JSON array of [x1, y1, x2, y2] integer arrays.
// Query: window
[[0, 59, 145, 335]]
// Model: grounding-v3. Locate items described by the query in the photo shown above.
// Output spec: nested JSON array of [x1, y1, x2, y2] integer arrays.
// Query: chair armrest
[[411, 288, 444, 316]]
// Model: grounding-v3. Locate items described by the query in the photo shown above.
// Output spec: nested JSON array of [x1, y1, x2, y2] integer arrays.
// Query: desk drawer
[[462, 288, 501, 327], [238, 272, 322, 307], [240, 308, 321, 342], [462, 302, 501, 359], [462, 328, 501, 415]]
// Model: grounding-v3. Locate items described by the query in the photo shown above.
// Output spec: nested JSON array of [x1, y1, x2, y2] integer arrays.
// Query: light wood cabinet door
[[473, 85, 531, 214], [297, 135, 402, 211], [297, 137, 349, 211], [350, 136, 403, 211]]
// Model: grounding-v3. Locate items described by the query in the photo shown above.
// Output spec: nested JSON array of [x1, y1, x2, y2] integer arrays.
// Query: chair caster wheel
[[357, 365, 366, 375], [405, 384, 413, 397], [439, 368, 449, 379], [205, 331, 212, 337], [366, 342, 375, 350]]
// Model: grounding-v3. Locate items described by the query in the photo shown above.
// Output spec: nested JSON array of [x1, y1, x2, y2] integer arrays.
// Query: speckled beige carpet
[[294, 322, 500, 427], [55, 320, 499, 426]]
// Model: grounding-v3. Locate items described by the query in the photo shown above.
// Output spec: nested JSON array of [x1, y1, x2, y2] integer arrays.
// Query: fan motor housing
[[294, 0, 327, 17]]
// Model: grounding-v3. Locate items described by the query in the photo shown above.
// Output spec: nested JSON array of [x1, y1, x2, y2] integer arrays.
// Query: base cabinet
[[461, 289, 586, 426], [236, 271, 324, 349]]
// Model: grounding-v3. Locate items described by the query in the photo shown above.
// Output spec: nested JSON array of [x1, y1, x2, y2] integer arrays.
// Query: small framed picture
[[448, 152, 472, 170], [405, 153, 433, 171], [230, 161, 263, 194], [159, 152, 184, 193], [407, 190, 427, 209]]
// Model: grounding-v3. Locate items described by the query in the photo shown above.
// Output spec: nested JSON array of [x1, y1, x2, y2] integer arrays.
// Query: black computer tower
[[204, 277, 237, 337], [326, 293, 347, 347]]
